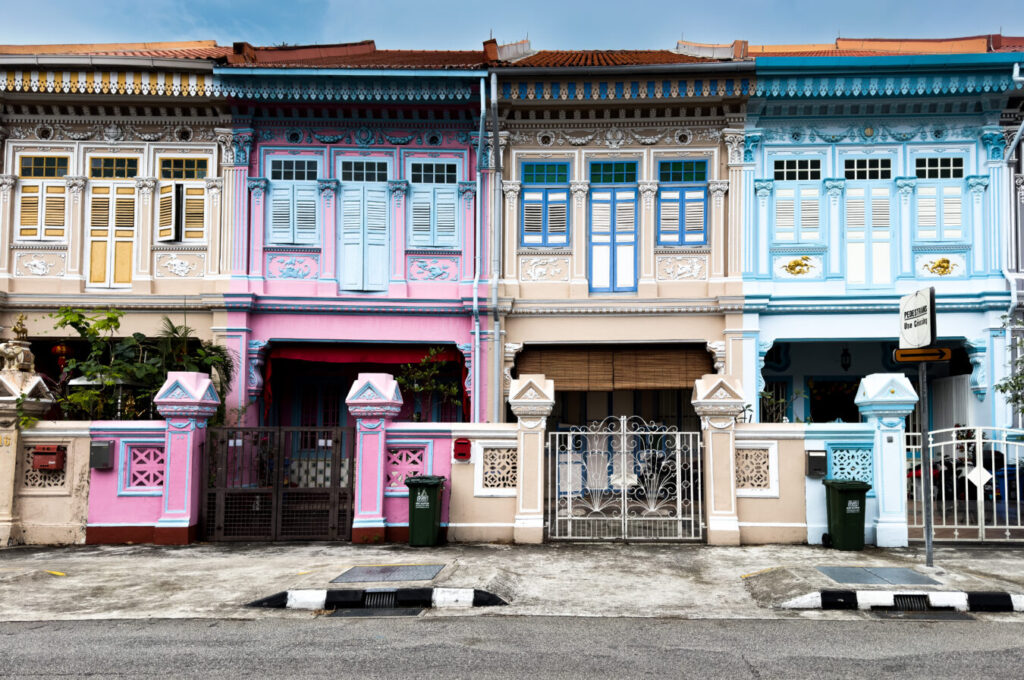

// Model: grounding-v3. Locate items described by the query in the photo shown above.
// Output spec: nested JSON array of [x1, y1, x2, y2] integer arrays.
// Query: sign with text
[[899, 287, 936, 349]]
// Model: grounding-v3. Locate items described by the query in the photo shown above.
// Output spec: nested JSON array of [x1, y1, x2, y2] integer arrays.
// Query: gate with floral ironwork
[[203, 426, 354, 541], [546, 416, 703, 541]]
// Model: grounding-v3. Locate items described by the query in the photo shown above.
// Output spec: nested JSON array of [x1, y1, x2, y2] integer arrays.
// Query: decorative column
[[967, 175, 990, 275], [691, 374, 745, 545], [133, 177, 157, 293], [723, 129, 747, 277], [825, 179, 847, 278], [204, 177, 223, 276], [216, 128, 253, 277], [317, 178, 339, 291], [0, 174, 15, 285], [894, 178, 916, 278], [708, 179, 730, 280], [854, 373, 918, 548], [502, 180, 521, 286], [0, 324, 55, 545], [753, 180, 773, 277], [153, 371, 220, 545], [637, 179, 659, 295], [64, 176, 87, 288], [980, 127, 1006, 276], [246, 178, 268, 281], [345, 373, 403, 543], [569, 180, 590, 297], [458, 180, 476, 282], [388, 180, 409, 287], [507, 374, 554, 544]]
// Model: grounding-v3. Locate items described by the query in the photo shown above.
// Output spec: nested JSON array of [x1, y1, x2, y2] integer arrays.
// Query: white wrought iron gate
[[908, 427, 1024, 542], [546, 416, 703, 541]]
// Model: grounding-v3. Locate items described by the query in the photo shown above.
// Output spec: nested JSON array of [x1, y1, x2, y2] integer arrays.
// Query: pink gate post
[[152, 372, 220, 545], [346, 373, 403, 543]]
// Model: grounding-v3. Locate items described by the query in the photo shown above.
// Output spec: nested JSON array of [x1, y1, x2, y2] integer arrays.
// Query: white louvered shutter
[[614, 190, 636, 290], [408, 187, 433, 247], [683, 189, 706, 243], [941, 185, 962, 239], [917, 186, 938, 239], [546, 190, 568, 245], [267, 185, 293, 244], [433, 187, 458, 248], [845, 187, 866, 285], [774, 188, 795, 241], [293, 184, 318, 245], [522, 190, 545, 245], [363, 186, 389, 291], [42, 184, 67, 240], [799, 187, 820, 240], [869, 187, 891, 285], [590, 191, 612, 290], [658, 190, 680, 244], [339, 185, 364, 291], [156, 184, 178, 242]]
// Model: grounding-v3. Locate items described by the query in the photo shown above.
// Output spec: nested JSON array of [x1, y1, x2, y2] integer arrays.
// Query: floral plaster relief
[[155, 253, 204, 278], [520, 256, 569, 282], [15, 251, 66, 277], [656, 255, 707, 281], [266, 254, 319, 280], [408, 257, 459, 281]]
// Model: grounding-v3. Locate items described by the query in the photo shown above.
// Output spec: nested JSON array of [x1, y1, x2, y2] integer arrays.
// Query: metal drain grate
[[364, 589, 397, 608], [893, 594, 929, 611]]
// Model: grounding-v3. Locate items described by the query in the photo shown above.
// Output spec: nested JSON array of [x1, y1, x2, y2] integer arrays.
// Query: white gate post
[[508, 374, 554, 544], [691, 374, 745, 545], [855, 373, 919, 548]]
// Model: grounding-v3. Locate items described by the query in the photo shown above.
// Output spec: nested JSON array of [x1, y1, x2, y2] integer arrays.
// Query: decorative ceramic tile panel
[[481, 447, 517, 489], [829, 446, 873, 485], [735, 448, 771, 489]]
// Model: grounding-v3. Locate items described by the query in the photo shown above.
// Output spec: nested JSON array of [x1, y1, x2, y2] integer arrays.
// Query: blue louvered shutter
[[293, 184, 318, 245], [267, 185, 293, 244], [363, 186, 389, 291], [408, 187, 433, 247], [432, 187, 458, 248], [339, 185, 364, 291]]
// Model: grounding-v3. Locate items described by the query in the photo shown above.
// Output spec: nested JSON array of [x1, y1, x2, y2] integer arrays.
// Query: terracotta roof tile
[[508, 50, 715, 67], [221, 40, 491, 69], [0, 41, 230, 60]]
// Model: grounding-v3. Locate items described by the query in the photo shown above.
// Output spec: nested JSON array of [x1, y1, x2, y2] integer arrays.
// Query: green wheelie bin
[[405, 475, 446, 546], [822, 479, 871, 551]]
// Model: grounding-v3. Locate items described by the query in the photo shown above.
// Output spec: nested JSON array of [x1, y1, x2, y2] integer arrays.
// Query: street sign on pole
[[899, 287, 937, 567], [893, 347, 952, 363], [899, 287, 936, 349]]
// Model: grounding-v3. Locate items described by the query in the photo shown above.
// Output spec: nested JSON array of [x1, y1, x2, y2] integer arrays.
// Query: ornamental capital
[[135, 177, 157, 197], [387, 179, 409, 204], [722, 128, 746, 165], [753, 179, 774, 198], [217, 127, 254, 166], [638, 180, 658, 209], [458, 180, 476, 205], [967, 175, 990, 195], [247, 177, 268, 199], [204, 177, 223, 196], [980, 127, 1006, 161], [708, 179, 729, 198], [64, 175, 87, 196], [317, 178, 340, 197], [1015, 174, 1024, 203], [824, 178, 846, 198], [0, 173, 16, 197], [895, 177, 917, 197], [743, 130, 764, 163], [502, 180, 521, 200]]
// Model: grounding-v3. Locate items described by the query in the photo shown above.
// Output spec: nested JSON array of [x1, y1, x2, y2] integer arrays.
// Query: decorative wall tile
[[520, 256, 569, 282], [735, 448, 771, 489], [266, 253, 319, 280], [155, 252, 205, 278], [656, 255, 707, 281], [15, 251, 66, 278], [481, 447, 517, 489], [774, 254, 823, 279], [916, 253, 966, 278]]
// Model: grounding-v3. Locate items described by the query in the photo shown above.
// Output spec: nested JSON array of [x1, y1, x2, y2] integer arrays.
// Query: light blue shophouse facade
[[742, 54, 1023, 430]]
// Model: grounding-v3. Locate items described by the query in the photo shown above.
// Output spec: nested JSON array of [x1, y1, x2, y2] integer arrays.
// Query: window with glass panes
[[156, 159, 208, 243], [15, 156, 70, 241], [590, 161, 637, 184], [657, 160, 708, 245], [520, 162, 569, 247], [842, 155, 894, 286], [914, 156, 964, 241], [771, 158, 822, 243], [89, 157, 138, 179], [407, 161, 459, 248], [160, 158, 208, 180], [338, 158, 390, 292], [266, 158, 320, 245]]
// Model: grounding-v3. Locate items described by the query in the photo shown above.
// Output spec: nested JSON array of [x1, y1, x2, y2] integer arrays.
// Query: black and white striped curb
[[782, 590, 1024, 612], [248, 587, 507, 611]]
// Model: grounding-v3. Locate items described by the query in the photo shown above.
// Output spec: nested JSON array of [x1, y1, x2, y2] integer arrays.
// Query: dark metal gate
[[203, 426, 354, 541]]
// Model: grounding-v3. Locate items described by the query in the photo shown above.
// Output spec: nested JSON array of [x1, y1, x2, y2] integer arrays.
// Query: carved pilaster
[[458, 180, 476, 206], [754, 179, 774, 199], [824, 178, 846, 199], [570, 181, 589, 210], [317, 178, 339, 198], [502, 180, 521, 216], [247, 177, 268, 203], [967, 175, 990, 195], [638, 181, 658, 210], [895, 177, 916, 198], [0, 174, 15, 199], [708, 180, 729, 199], [388, 179, 409, 206], [134, 177, 157, 199], [205, 177, 223, 202], [723, 129, 745, 166]]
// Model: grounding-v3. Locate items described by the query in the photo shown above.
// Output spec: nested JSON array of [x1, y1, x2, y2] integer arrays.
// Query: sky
[[0, 0, 1021, 50]]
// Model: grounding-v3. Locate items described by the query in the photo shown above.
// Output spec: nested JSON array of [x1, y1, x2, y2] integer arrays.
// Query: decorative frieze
[[4, 120, 218, 143], [656, 255, 707, 281], [408, 257, 459, 281], [507, 125, 723, 150], [266, 253, 319, 280], [917, 254, 965, 277], [15, 251, 66, 277], [155, 253, 205, 278], [520, 256, 569, 282]]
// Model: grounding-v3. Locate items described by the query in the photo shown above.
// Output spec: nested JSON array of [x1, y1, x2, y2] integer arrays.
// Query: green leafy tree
[[994, 316, 1024, 417], [395, 346, 461, 421]]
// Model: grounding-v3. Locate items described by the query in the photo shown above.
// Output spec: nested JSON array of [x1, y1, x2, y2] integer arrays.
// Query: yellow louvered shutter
[[43, 184, 67, 239], [113, 187, 135, 285], [183, 187, 205, 240], [18, 185, 40, 238], [88, 187, 111, 284], [156, 184, 177, 242]]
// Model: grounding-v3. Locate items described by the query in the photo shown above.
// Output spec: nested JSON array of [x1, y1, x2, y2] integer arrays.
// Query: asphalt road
[[2, 615, 1024, 678]]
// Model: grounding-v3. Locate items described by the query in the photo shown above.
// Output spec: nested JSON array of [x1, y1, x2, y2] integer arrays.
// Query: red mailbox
[[32, 444, 66, 471], [453, 438, 472, 462]]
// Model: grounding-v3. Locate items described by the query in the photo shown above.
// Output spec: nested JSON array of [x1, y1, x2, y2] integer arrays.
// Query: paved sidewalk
[[2, 541, 1024, 621]]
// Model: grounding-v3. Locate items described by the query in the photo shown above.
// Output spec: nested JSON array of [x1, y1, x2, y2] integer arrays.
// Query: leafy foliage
[[50, 307, 235, 421], [994, 316, 1024, 416], [395, 346, 461, 421]]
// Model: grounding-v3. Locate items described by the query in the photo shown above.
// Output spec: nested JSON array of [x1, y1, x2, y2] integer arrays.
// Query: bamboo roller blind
[[516, 346, 712, 391]]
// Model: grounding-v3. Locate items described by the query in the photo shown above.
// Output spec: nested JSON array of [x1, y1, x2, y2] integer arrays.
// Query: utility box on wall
[[453, 438, 471, 462], [90, 440, 114, 470], [806, 450, 827, 478], [31, 444, 67, 471]]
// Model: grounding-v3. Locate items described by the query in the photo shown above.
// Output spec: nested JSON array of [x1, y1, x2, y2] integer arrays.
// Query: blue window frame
[[657, 160, 708, 246], [912, 156, 966, 241], [770, 157, 823, 244], [588, 161, 638, 292], [266, 157, 320, 245], [521, 162, 569, 247]]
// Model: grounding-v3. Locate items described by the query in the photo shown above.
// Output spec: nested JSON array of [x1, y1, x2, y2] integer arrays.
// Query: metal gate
[[546, 416, 703, 541], [908, 427, 1024, 541], [203, 426, 354, 541]]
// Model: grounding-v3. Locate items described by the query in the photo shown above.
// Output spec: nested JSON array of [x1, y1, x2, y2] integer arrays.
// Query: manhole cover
[[817, 566, 939, 586], [331, 564, 445, 583]]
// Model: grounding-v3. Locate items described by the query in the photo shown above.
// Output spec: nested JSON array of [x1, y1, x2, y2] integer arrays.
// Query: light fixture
[[840, 345, 852, 372]]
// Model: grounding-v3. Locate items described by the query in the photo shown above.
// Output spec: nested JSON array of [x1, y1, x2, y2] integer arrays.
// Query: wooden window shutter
[[799, 187, 819, 239], [522, 190, 544, 244], [658, 190, 680, 244], [90, 187, 111, 228], [433, 187, 458, 247], [183, 187, 205, 240], [774, 188, 795, 240], [363, 186, 389, 291], [614, 193, 635, 232], [42, 184, 67, 239], [917, 186, 938, 238], [846, 189, 866, 229], [408, 187, 433, 246], [18, 184, 40, 239], [870, 188, 890, 229], [339, 185, 365, 291], [546, 190, 568, 244], [114, 188, 136, 231], [292, 184, 318, 245], [156, 184, 179, 242], [683, 189, 706, 242], [942, 185, 962, 238], [267, 185, 294, 244], [591, 197, 612, 233]]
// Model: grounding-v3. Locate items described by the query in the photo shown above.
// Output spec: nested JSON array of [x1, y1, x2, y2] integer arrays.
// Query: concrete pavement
[[2, 541, 1024, 621]]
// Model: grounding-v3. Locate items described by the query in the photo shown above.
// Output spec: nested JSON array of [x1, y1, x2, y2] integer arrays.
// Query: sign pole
[[919, 360, 933, 567]]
